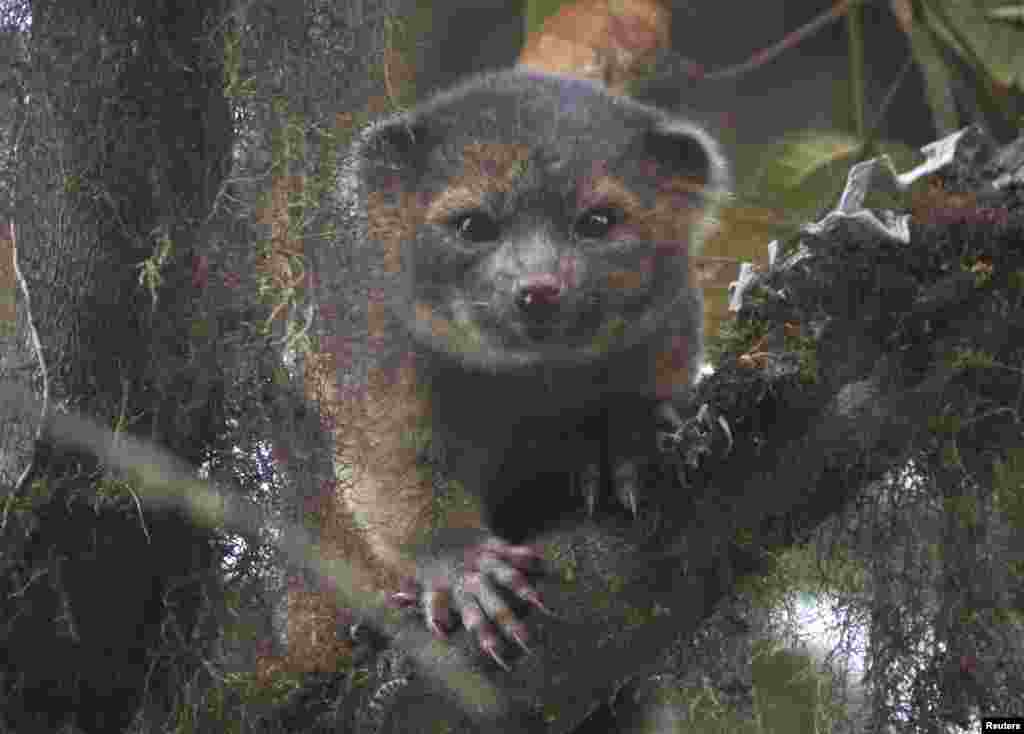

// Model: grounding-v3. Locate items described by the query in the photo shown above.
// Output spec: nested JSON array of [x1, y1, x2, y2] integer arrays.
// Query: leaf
[[756, 131, 863, 193], [987, 3, 1024, 24], [749, 130, 864, 226], [925, 0, 1024, 88], [903, 2, 963, 134]]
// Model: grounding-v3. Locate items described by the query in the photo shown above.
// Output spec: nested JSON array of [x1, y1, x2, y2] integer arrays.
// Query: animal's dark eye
[[450, 211, 500, 243], [574, 207, 621, 239]]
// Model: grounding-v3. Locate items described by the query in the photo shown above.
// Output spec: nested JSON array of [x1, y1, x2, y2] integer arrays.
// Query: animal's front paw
[[392, 537, 549, 670]]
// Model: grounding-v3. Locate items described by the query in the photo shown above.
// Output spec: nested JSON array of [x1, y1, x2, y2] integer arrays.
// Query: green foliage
[[269, 109, 307, 179], [189, 316, 215, 341], [95, 476, 138, 502], [383, 13, 422, 109], [751, 640, 844, 734], [334, 110, 370, 150], [601, 640, 848, 734], [746, 542, 868, 609], [589, 315, 627, 355], [166, 668, 302, 734], [674, 676, 758, 734], [927, 413, 962, 434], [223, 28, 256, 100], [846, 0, 866, 139], [308, 126, 341, 208], [1008, 560, 1024, 589], [950, 346, 996, 371], [918, 0, 1024, 130], [785, 333, 820, 385], [965, 258, 995, 288], [745, 131, 919, 238], [705, 318, 767, 367], [224, 669, 303, 705], [994, 447, 1024, 529], [523, 0, 564, 37], [62, 173, 81, 195], [402, 421, 432, 457], [941, 438, 962, 467], [136, 225, 174, 310], [551, 543, 579, 584], [1007, 269, 1024, 292], [733, 527, 755, 549], [440, 316, 485, 356], [747, 130, 860, 209], [2, 479, 51, 517], [944, 493, 979, 528], [724, 0, 1022, 271], [430, 478, 483, 536]]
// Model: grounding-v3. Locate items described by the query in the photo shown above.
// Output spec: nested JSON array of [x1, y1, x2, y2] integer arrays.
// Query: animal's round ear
[[358, 118, 435, 191], [641, 121, 729, 202], [636, 120, 730, 255]]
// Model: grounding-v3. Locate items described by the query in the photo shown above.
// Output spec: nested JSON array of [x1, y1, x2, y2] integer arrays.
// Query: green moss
[[443, 319, 485, 356], [751, 640, 844, 734], [430, 478, 483, 535], [308, 127, 341, 205], [784, 334, 820, 384], [994, 448, 1024, 530], [927, 414, 962, 435], [1007, 269, 1024, 291], [706, 319, 768, 366], [62, 173, 81, 195], [3, 478, 52, 517], [993, 603, 1023, 626], [222, 28, 256, 100], [950, 347, 995, 371], [523, 0, 563, 37], [941, 439, 962, 468], [589, 316, 628, 355], [733, 527, 755, 548], [401, 422, 432, 456], [944, 493, 979, 528], [551, 547, 578, 584], [541, 701, 562, 725], [383, 12, 425, 109], [740, 542, 867, 610]]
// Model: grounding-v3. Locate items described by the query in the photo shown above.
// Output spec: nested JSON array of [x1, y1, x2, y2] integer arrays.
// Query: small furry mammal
[[339, 68, 728, 669]]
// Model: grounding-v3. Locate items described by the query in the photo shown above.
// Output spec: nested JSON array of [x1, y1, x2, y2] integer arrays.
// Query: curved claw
[[424, 588, 454, 638], [510, 628, 532, 655], [615, 481, 638, 519], [697, 402, 712, 428], [402, 538, 547, 669], [391, 577, 421, 608], [391, 590, 418, 608], [520, 588, 553, 616], [481, 638, 512, 671], [717, 414, 734, 454], [426, 616, 450, 639], [461, 596, 514, 670], [613, 460, 640, 519]]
